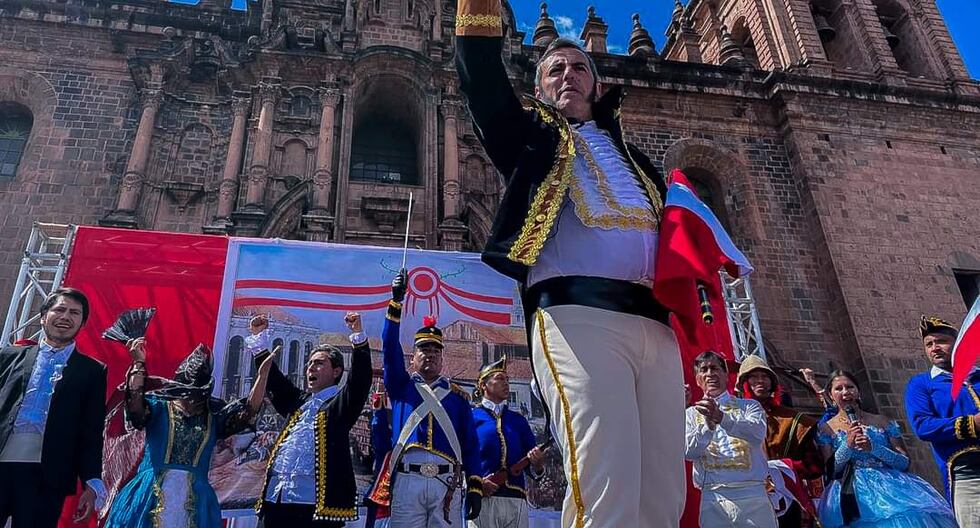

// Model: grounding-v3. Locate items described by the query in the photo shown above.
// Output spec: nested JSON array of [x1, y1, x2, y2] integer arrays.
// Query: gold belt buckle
[[420, 463, 439, 477]]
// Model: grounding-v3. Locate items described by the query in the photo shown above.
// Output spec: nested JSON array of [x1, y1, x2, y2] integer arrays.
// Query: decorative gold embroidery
[[455, 14, 502, 29], [191, 411, 213, 467], [495, 413, 508, 471], [695, 403, 752, 470], [312, 505, 358, 521], [567, 130, 659, 230], [947, 445, 980, 501], [254, 410, 302, 513], [617, 120, 664, 220], [164, 402, 175, 464], [967, 384, 980, 409], [312, 412, 354, 520], [536, 310, 585, 528], [151, 478, 165, 528], [507, 99, 574, 266], [955, 417, 966, 440]]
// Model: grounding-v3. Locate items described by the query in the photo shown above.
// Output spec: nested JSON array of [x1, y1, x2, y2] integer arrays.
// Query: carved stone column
[[244, 83, 278, 211], [438, 98, 467, 252], [101, 89, 162, 228], [233, 82, 278, 236], [205, 97, 250, 233], [303, 88, 342, 242]]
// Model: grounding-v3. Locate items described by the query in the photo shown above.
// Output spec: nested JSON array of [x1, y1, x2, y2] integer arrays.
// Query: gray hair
[[534, 38, 599, 93]]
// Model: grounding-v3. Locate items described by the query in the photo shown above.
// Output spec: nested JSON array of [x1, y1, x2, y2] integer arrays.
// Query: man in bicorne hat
[[905, 315, 980, 527], [376, 271, 482, 527], [453, 1, 683, 525], [469, 356, 546, 528], [737, 354, 822, 527]]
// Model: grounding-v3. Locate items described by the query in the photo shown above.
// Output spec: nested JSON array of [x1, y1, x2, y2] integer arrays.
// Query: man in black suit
[[251, 311, 373, 527], [0, 287, 108, 528]]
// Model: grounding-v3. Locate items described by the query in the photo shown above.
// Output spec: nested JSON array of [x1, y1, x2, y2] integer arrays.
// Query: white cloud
[[553, 15, 581, 39]]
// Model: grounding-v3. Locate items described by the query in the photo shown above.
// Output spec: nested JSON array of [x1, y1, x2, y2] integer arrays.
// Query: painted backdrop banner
[[208, 238, 565, 511]]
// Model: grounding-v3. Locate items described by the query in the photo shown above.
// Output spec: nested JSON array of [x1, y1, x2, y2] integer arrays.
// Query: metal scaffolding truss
[[1, 222, 77, 346], [721, 272, 766, 361]]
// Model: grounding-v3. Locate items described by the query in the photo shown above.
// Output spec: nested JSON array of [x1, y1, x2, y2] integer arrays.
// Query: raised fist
[[344, 312, 363, 333], [249, 314, 269, 335], [391, 270, 408, 303]]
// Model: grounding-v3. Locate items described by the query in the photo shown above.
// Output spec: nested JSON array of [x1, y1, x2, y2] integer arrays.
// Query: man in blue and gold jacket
[[469, 357, 546, 528], [381, 271, 482, 527], [905, 315, 980, 527]]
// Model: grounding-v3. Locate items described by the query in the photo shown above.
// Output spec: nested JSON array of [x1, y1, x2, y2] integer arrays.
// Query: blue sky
[[174, 0, 977, 78], [509, 0, 979, 79]]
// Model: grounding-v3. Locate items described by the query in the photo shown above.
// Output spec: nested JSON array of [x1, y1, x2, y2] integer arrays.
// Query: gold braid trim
[[456, 14, 502, 29], [536, 309, 585, 528], [494, 412, 508, 471], [616, 111, 664, 221], [955, 416, 967, 441], [468, 475, 484, 494], [507, 98, 574, 266], [254, 410, 302, 514], [566, 130, 659, 231], [455, 0, 503, 37], [312, 410, 358, 521], [947, 445, 980, 502]]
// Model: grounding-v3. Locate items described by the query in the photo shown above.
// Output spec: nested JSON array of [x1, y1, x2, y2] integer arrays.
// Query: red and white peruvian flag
[[952, 296, 980, 397]]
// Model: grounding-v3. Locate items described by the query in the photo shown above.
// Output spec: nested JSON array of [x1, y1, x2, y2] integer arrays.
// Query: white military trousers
[[531, 305, 686, 528]]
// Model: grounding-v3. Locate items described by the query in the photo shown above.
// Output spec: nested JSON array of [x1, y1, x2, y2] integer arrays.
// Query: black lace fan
[[102, 308, 156, 343]]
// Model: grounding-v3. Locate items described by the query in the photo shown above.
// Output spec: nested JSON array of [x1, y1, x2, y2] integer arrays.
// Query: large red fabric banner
[[57, 226, 228, 528]]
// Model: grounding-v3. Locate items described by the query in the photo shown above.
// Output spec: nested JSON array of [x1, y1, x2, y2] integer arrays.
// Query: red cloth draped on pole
[[653, 169, 755, 528], [57, 226, 228, 528], [952, 296, 980, 398]]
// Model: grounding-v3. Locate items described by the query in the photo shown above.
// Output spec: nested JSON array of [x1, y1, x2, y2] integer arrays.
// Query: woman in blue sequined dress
[[816, 370, 956, 528]]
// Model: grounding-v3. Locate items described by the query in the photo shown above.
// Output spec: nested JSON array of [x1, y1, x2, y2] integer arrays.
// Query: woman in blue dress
[[104, 337, 275, 528], [816, 369, 956, 528]]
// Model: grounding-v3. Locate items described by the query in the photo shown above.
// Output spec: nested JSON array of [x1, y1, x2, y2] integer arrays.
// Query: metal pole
[[1, 223, 40, 345], [744, 277, 766, 359]]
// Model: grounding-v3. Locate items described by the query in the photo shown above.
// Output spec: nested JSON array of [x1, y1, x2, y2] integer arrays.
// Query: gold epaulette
[[450, 382, 472, 401], [455, 0, 502, 37]]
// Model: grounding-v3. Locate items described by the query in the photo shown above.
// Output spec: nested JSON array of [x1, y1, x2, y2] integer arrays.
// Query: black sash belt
[[525, 276, 670, 325]]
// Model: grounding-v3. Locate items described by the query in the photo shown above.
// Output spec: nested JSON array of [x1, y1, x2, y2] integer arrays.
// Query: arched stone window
[[290, 95, 312, 118], [272, 338, 284, 369], [288, 340, 300, 385], [0, 102, 33, 178], [304, 341, 313, 365], [680, 167, 731, 230], [872, 0, 938, 78], [226, 335, 244, 396], [811, 0, 872, 72], [730, 19, 760, 69], [350, 119, 419, 185]]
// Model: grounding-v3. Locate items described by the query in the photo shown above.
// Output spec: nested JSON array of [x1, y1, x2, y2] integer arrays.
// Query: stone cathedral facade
[[0, 0, 978, 479]]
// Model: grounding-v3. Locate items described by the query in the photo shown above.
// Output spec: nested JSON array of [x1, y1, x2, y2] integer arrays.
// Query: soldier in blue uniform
[[469, 357, 546, 528], [380, 271, 482, 527], [905, 315, 980, 527]]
